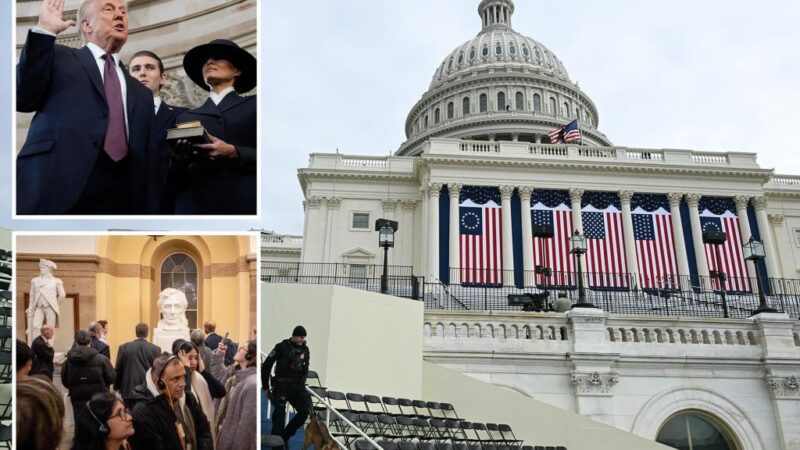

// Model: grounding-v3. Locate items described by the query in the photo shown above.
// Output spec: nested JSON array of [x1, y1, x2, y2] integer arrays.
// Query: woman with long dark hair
[[71, 391, 134, 450]]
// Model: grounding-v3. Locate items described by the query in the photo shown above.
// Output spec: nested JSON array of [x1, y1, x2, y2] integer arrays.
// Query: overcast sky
[[2, 1, 799, 234]]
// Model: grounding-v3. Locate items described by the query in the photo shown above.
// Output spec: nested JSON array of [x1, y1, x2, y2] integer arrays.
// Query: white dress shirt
[[209, 86, 236, 106], [154, 96, 162, 114]]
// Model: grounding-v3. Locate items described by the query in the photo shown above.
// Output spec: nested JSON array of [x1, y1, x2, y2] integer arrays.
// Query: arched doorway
[[656, 410, 740, 450]]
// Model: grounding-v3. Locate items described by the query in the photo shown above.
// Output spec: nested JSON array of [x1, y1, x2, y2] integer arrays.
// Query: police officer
[[263, 325, 311, 449]]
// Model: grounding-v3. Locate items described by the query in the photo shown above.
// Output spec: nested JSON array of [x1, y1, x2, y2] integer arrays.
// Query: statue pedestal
[[153, 328, 190, 353]]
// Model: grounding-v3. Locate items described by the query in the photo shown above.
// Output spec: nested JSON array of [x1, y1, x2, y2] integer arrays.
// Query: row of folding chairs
[[322, 412, 521, 447], [352, 442, 566, 450], [309, 386, 462, 422]]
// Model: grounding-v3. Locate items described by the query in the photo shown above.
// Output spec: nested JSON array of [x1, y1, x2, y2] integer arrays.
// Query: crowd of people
[[16, 320, 257, 450]]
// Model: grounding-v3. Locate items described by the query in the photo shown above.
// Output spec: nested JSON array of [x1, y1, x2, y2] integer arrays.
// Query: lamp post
[[376, 219, 398, 294], [570, 230, 594, 308], [703, 231, 729, 318], [743, 237, 777, 315]]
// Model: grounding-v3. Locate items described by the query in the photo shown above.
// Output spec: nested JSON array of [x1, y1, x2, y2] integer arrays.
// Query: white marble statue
[[26, 259, 66, 345], [152, 287, 191, 352]]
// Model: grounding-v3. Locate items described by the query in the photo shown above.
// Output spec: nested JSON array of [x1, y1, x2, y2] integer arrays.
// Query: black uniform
[[263, 338, 311, 443]]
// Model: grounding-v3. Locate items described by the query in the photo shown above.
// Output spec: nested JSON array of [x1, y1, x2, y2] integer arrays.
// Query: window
[[515, 92, 524, 111], [462, 97, 470, 115], [160, 253, 198, 329], [509, 44, 516, 55], [447, 57, 453, 72], [795, 228, 800, 246], [424, 115, 429, 128], [479, 93, 488, 112], [495, 44, 503, 56], [549, 98, 556, 114], [352, 212, 370, 229], [348, 264, 368, 289], [482, 45, 489, 57], [469, 47, 476, 60], [656, 412, 738, 450], [522, 45, 530, 58], [575, 107, 580, 118], [457, 52, 464, 65], [497, 92, 506, 110], [533, 94, 541, 112], [447, 102, 454, 119], [563, 102, 569, 117], [434, 108, 440, 124]]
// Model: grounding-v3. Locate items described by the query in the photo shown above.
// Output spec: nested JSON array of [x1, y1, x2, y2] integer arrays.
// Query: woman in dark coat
[[171, 39, 257, 215]]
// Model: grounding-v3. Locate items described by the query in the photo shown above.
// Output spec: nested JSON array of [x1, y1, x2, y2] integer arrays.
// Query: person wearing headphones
[[71, 391, 134, 450], [129, 353, 212, 450], [210, 339, 257, 450]]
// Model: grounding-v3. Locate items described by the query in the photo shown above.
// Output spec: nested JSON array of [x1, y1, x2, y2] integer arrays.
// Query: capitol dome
[[396, 0, 613, 156]]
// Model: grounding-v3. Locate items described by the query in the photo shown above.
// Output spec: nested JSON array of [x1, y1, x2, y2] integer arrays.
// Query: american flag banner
[[581, 192, 628, 288], [459, 186, 503, 285], [631, 194, 679, 290], [547, 119, 581, 144], [531, 189, 574, 286], [699, 197, 750, 292]]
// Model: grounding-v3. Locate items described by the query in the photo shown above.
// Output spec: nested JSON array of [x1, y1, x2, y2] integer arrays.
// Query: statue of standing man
[[27, 259, 66, 345]]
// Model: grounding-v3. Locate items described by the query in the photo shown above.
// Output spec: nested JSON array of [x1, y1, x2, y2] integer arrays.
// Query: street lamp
[[743, 237, 777, 315], [702, 231, 729, 318], [375, 219, 398, 294], [570, 230, 594, 308]]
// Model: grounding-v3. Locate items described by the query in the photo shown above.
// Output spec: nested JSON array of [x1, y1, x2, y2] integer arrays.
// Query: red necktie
[[102, 54, 128, 161]]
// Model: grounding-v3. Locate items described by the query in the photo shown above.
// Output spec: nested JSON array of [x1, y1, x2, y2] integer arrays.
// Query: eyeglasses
[[109, 408, 132, 422]]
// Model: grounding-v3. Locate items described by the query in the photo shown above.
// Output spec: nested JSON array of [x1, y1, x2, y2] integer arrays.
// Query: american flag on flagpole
[[581, 192, 628, 288], [699, 197, 750, 292], [547, 119, 581, 144], [531, 189, 574, 286], [459, 186, 503, 285], [631, 194, 679, 290]]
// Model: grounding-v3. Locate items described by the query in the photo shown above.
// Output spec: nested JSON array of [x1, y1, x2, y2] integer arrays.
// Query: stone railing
[[423, 311, 569, 341], [306, 154, 415, 173], [604, 317, 759, 347], [261, 234, 303, 247]]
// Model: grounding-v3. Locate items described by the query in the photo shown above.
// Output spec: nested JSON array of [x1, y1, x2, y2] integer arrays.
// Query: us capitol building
[[263, 1, 800, 449]]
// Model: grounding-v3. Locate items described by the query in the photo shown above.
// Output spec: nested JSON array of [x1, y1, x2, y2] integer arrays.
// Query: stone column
[[499, 186, 516, 287], [324, 198, 341, 263], [618, 191, 639, 288], [667, 192, 692, 290], [448, 184, 463, 284], [752, 196, 781, 280], [569, 188, 584, 234], [300, 196, 325, 263], [519, 186, 535, 287], [734, 195, 756, 288], [400, 200, 417, 268], [427, 183, 443, 281], [685, 194, 710, 286]]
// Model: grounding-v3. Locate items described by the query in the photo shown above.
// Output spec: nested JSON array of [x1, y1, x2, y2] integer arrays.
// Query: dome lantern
[[479, 0, 515, 31]]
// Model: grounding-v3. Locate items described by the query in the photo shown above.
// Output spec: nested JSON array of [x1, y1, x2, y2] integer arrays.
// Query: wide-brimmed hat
[[183, 39, 257, 92]]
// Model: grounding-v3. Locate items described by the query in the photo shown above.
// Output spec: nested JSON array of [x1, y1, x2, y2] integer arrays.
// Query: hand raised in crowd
[[197, 353, 206, 373], [196, 133, 238, 160], [178, 349, 191, 368], [38, 0, 76, 35], [215, 340, 227, 356]]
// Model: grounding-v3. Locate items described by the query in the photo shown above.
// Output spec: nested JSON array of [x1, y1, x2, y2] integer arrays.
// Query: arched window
[[462, 97, 470, 115], [160, 253, 199, 329], [533, 94, 541, 112], [575, 107, 580, 118], [495, 44, 503, 56], [447, 102, 454, 119], [469, 47, 476, 60], [657, 411, 738, 450], [434, 108, 440, 124], [479, 94, 488, 112], [549, 98, 557, 114], [497, 92, 506, 111], [424, 115, 429, 128], [515, 92, 524, 111], [563, 102, 569, 117]]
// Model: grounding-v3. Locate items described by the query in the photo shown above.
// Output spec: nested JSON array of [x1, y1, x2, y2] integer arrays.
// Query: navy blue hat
[[183, 39, 257, 92]]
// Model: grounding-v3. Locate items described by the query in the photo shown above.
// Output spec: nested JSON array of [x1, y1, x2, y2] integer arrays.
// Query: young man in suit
[[17, 0, 157, 214], [129, 50, 187, 213]]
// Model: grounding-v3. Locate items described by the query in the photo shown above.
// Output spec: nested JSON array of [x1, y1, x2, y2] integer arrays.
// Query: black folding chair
[[364, 394, 385, 414], [412, 399, 432, 418], [498, 424, 523, 445], [347, 393, 371, 413], [306, 370, 326, 389], [382, 396, 404, 417]]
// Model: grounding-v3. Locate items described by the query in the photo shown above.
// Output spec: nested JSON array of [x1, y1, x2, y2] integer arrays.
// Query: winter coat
[[61, 345, 115, 404], [210, 354, 256, 450]]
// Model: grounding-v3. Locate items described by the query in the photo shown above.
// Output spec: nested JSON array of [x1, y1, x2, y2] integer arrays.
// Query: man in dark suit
[[30, 324, 55, 379], [115, 323, 162, 409], [129, 50, 187, 213], [89, 321, 111, 360], [16, 0, 156, 214], [203, 320, 238, 366], [171, 39, 257, 215]]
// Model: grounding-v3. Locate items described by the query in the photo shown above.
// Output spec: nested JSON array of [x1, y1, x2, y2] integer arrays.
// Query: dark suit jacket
[[16, 30, 157, 214], [153, 101, 187, 213], [30, 335, 54, 379], [172, 93, 256, 215], [90, 336, 111, 360], [115, 338, 162, 399], [204, 332, 239, 367]]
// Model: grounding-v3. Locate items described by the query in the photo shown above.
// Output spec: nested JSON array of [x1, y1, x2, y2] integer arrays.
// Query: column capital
[[733, 195, 751, 211], [427, 182, 444, 198], [518, 186, 534, 199], [752, 196, 768, 211], [499, 185, 515, 200], [305, 196, 324, 209], [326, 197, 342, 210], [448, 183, 463, 198], [685, 193, 702, 208], [618, 190, 634, 205], [382, 199, 400, 213], [767, 375, 800, 399], [569, 188, 584, 203], [768, 213, 785, 225], [667, 192, 684, 207]]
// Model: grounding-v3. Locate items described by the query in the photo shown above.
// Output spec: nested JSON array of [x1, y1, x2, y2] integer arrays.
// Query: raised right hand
[[37, 0, 76, 35]]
